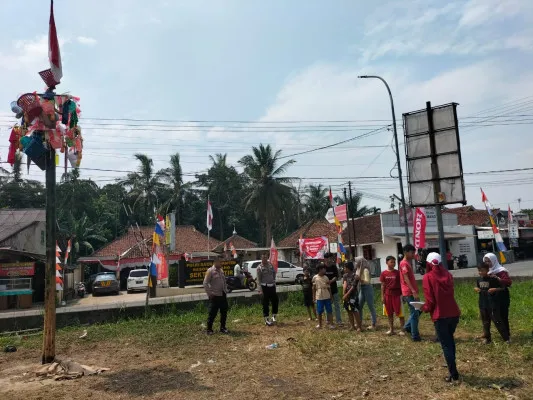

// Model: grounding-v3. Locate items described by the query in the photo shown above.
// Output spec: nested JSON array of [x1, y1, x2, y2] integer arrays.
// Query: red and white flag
[[230, 242, 237, 259], [269, 238, 279, 272], [48, 0, 62, 83], [508, 204, 513, 224], [206, 198, 213, 231], [63, 239, 71, 264], [413, 207, 427, 250]]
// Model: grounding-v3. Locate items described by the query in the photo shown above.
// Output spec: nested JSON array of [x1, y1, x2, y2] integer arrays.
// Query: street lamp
[[358, 75, 410, 244]]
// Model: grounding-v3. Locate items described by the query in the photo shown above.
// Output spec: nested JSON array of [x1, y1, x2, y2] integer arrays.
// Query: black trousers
[[261, 285, 279, 317], [434, 317, 459, 379], [480, 307, 510, 342], [207, 294, 228, 331]]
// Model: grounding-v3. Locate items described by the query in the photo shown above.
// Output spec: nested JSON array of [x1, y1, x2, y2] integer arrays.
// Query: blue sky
[[1, 0, 533, 213]]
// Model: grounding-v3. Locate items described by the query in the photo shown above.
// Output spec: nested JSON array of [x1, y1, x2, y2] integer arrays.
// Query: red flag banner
[[413, 207, 427, 250], [48, 0, 62, 83], [298, 237, 329, 259], [269, 239, 278, 272]]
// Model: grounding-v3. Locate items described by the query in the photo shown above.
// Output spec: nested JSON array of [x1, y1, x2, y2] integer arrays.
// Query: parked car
[[86, 272, 116, 293], [127, 269, 149, 293], [243, 260, 304, 284], [92, 274, 120, 296]]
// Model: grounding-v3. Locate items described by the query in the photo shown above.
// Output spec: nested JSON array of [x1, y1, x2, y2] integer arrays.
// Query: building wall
[[0, 222, 46, 255]]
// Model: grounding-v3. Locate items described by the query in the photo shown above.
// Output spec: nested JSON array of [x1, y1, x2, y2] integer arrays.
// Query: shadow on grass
[[93, 366, 212, 396], [461, 374, 523, 390]]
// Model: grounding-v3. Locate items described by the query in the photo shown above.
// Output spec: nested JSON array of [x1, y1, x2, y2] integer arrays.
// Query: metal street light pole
[[358, 75, 410, 244]]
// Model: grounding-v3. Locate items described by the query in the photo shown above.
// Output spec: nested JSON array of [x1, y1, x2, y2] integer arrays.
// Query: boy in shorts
[[380, 256, 405, 335], [313, 263, 334, 329]]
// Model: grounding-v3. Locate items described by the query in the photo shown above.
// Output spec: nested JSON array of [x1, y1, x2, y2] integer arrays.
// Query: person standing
[[400, 244, 421, 341], [203, 256, 229, 335], [234, 259, 244, 287], [325, 252, 342, 324], [301, 267, 317, 320], [475, 262, 509, 344], [342, 261, 362, 332], [421, 253, 461, 383], [380, 256, 405, 335], [257, 253, 279, 326], [313, 263, 334, 329], [355, 256, 377, 330], [483, 252, 512, 341]]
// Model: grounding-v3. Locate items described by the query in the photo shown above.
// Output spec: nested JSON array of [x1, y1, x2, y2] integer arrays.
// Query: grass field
[[1, 279, 532, 399]]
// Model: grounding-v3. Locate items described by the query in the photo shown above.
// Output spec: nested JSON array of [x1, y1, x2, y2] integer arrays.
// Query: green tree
[[239, 144, 295, 245], [303, 184, 329, 221], [58, 212, 108, 262], [120, 154, 163, 225], [158, 153, 188, 224], [336, 191, 377, 218], [0, 153, 45, 208]]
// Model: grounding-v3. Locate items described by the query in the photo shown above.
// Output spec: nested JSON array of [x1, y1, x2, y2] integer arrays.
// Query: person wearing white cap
[[420, 252, 461, 383]]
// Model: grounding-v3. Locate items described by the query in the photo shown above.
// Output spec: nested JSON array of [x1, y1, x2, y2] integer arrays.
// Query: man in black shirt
[[475, 262, 507, 343], [325, 252, 342, 324]]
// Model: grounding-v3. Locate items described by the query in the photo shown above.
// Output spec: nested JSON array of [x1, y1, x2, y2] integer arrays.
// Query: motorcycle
[[75, 282, 86, 298], [226, 271, 257, 293], [457, 254, 468, 269], [416, 259, 426, 275]]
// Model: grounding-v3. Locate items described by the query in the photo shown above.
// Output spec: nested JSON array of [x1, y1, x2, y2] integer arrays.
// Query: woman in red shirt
[[421, 252, 461, 383], [483, 253, 512, 341]]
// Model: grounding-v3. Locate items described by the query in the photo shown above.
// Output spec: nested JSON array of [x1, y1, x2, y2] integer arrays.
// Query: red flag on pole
[[413, 207, 427, 250], [48, 0, 62, 83], [269, 239, 278, 272], [206, 198, 213, 231]]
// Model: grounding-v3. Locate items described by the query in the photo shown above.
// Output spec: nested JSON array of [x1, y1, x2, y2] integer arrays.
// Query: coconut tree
[[121, 154, 164, 224], [57, 211, 107, 262], [158, 153, 188, 224], [304, 184, 329, 221], [238, 144, 295, 245]]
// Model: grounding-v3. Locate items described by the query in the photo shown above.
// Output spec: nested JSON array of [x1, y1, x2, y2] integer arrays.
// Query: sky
[[0, 0, 532, 214]]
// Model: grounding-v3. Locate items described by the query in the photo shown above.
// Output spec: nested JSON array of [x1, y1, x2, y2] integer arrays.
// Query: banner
[[325, 204, 348, 223], [400, 207, 436, 226], [183, 259, 237, 285], [0, 262, 35, 277], [269, 239, 278, 272], [413, 207, 427, 250], [299, 236, 329, 259]]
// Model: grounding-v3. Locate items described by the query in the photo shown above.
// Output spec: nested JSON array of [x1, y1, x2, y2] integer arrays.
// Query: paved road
[[1, 259, 531, 320]]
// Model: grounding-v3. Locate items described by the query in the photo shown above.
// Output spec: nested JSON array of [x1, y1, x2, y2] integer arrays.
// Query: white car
[[244, 260, 304, 284], [126, 269, 149, 293]]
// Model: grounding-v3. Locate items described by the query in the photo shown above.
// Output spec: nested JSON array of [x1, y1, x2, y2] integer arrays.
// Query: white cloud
[[76, 36, 97, 46]]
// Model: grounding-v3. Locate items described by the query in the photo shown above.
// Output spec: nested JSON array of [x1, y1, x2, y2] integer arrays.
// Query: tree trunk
[[265, 216, 272, 247], [218, 209, 224, 241]]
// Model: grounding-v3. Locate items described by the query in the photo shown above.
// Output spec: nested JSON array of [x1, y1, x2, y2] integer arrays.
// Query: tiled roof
[[0, 209, 45, 243], [87, 225, 221, 259], [212, 234, 257, 252], [443, 206, 500, 226], [278, 215, 383, 248]]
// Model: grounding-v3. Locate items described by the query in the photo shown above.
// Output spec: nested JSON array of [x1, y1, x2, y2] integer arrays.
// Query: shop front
[[0, 262, 36, 310]]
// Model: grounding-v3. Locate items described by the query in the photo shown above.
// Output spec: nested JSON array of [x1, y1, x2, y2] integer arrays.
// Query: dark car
[[92, 274, 120, 296], [86, 272, 116, 293]]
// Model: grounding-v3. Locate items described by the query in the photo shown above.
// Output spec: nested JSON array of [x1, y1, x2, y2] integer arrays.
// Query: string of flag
[[481, 188, 507, 263]]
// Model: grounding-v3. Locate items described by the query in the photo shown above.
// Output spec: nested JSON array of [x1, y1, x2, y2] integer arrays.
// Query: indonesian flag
[[63, 239, 71, 264], [230, 242, 237, 259], [48, 0, 62, 84], [269, 238, 279, 272], [223, 242, 228, 252], [329, 187, 341, 233], [206, 198, 213, 231], [508, 204, 513, 224]]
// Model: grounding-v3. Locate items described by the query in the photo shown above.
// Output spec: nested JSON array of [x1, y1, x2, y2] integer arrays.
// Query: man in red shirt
[[421, 252, 461, 383], [400, 244, 421, 341]]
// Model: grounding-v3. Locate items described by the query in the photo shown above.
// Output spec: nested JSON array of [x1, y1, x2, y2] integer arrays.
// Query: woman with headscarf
[[482, 253, 512, 342], [355, 256, 377, 330]]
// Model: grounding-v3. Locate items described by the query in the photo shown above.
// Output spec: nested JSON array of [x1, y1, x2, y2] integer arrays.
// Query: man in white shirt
[[234, 261, 244, 286]]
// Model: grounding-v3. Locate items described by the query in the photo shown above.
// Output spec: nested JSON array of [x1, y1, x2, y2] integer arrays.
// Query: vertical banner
[[165, 215, 171, 246], [269, 238, 279, 272], [413, 207, 427, 250]]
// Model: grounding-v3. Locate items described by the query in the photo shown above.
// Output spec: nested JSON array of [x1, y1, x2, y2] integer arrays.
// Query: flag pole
[[207, 195, 210, 260]]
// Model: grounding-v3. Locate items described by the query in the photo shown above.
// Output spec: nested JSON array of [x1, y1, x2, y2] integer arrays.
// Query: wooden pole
[[42, 148, 56, 364]]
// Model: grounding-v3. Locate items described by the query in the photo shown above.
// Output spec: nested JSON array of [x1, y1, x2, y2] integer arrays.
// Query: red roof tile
[[86, 225, 221, 259], [278, 215, 383, 248], [443, 206, 499, 226], [212, 234, 257, 252]]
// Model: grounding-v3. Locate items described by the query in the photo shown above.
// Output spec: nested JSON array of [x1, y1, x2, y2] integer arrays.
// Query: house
[[0, 209, 46, 308], [278, 210, 479, 274], [79, 225, 222, 289]]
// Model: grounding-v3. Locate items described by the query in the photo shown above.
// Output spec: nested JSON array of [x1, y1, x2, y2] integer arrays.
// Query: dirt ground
[[1, 316, 532, 400]]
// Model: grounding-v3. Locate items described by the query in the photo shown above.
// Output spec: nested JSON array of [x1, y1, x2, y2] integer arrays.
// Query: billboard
[[0, 262, 35, 277], [325, 204, 348, 223], [184, 259, 237, 286], [299, 237, 329, 259], [403, 103, 466, 207]]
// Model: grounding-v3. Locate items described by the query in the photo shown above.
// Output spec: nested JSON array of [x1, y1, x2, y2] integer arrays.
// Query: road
[[1, 259, 531, 320]]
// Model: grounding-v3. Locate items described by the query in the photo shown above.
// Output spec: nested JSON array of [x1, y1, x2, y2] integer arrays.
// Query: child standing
[[380, 256, 405, 336], [313, 263, 334, 329], [302, 268, 317, 320], [475, 262, 509, 344], [343, 261, 362, 332]]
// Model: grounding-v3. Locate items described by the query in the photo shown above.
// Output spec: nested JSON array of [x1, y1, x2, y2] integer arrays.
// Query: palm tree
[[238, 144, 295, 245], [304, 184, 329, 220], [158, 153, 188, 224], [58, 212, 107, 262], [121, 154, 163, 224]]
